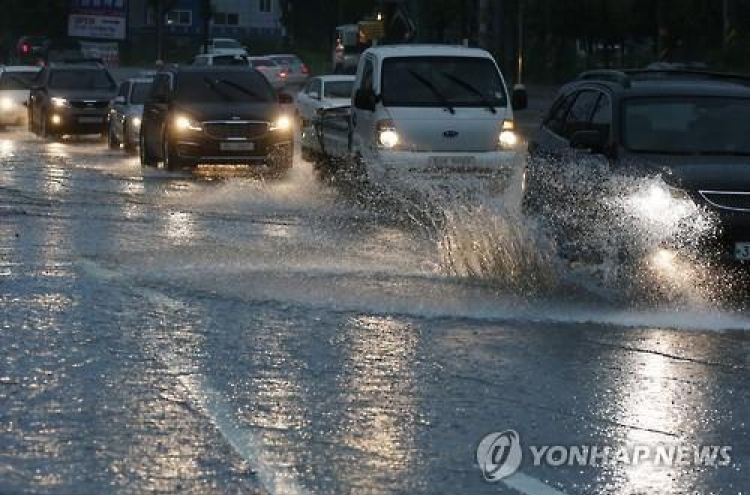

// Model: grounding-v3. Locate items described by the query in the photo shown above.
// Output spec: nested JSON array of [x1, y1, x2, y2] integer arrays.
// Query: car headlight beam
[[376, 119, 399, 149], [51, 97, 69, 108], [174, 115, 202, 132], [499, 120, 518, 150], [270, 115, 292, 132]]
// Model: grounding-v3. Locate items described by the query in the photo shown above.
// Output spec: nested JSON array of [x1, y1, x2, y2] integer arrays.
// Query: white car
[[296, 75, 355, 127], [200, 38, 247, 56], [0, 65, 41, 128], [247, 57, 286, 90]]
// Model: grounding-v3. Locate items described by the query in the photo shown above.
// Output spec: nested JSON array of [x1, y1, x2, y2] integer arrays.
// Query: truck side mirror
[[354, 88, 376, 111], [512, 84, 528, 111]]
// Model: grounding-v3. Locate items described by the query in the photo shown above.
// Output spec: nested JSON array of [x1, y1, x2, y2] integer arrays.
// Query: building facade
[[127, 0, 284, 44]]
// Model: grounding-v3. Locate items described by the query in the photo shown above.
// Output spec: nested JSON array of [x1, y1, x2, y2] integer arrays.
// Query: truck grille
[[203, 121, 268, 140], [700, 190, 750, 212]]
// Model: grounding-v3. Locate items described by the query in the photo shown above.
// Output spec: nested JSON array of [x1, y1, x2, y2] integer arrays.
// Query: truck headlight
[[174, 115, 202, 132], [499, 120, 518, 150], [377, 119, 399, 149], [51, 97, 70, 108], [270, 115, 292, 132]]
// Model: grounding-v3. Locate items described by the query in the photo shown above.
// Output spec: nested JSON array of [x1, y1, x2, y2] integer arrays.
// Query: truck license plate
[[735, 242, 750, 261], [220, 142, 254, 151], [429, 155, 476, 168]]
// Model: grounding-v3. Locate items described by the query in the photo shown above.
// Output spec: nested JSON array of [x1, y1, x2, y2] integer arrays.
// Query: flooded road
[[0, 130, 748, 494]]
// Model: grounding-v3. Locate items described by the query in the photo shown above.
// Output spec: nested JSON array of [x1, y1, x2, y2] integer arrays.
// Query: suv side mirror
[[570, 130, 605, 152], [113, 95, 126, 105], [512, 84, 528, 111], [353, 88, 376, 111]]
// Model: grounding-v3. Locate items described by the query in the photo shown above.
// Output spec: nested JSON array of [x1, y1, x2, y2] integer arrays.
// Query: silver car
[[268, 54, 310, 90], [107, 77, 152, 153], [247, 57, 286, 90]]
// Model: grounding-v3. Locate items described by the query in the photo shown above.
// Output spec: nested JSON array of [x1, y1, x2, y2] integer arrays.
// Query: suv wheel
[[162, 135, 186, 171], [139, 132, 156, 167], [107, 121, 120, 150]]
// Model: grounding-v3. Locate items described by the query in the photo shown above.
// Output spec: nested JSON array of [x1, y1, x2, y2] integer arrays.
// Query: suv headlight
[[377, 119, 399, 149], [51, 97, 70, 108], [130, 116, 142, 128], [270, 115, 292, 132], [499, 120, 518, 150], [1, 98, 13, 110], [173, 115, 202, 132]]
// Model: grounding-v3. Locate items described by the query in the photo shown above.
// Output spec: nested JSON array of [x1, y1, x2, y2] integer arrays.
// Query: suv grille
[[203, 121, 268, 139], [700, 191, 750, 212], [69, 100, 108, 109]]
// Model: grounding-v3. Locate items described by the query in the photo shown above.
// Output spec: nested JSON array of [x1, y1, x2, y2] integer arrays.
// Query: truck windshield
[[381, 56, 508, 108]]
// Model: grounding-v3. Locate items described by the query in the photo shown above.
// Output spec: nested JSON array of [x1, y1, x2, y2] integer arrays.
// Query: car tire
[[107, 121, 120, 149], [122, 124, 137, 154], [41, 111, 54, 139], [139, 131, 156, 167], [162, 134, 187, 171]]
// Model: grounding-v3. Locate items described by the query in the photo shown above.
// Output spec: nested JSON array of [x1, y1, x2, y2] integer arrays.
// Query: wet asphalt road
[[0, 127, 748, 495]]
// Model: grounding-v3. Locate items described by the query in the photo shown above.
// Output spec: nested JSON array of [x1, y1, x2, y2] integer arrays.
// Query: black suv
[[139, 66, 294, 172], [28, 61, 117, 138], [524, 69, 750, 266]]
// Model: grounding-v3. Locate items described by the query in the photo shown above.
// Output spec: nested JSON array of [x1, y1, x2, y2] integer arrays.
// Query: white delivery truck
[[303, 43, 528, 191]]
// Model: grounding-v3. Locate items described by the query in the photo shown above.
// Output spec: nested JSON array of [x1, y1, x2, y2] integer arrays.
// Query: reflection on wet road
[[0, 130, 747, 494]]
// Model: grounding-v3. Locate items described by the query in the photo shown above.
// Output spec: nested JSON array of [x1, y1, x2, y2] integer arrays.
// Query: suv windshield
[[381, 56, 508, 108], [130, 82, 152, 104], [49, 69, 115, 91], [174, 72, 275, 103], [0, 71, 38, 90], [624, 96, 750, 155]]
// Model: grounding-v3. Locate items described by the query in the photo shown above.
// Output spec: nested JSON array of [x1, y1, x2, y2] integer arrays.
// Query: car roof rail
[[576, 69, 631, 88], [623, 68, 750, 85]]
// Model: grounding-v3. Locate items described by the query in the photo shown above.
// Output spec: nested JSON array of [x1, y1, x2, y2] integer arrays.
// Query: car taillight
[[301, 64, 309, 74], [279, 71, 287, 79]]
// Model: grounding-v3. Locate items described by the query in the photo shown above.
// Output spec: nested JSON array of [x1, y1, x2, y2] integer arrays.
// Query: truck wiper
[[440, 71, 497, 113], [407, 69, 455, 114]]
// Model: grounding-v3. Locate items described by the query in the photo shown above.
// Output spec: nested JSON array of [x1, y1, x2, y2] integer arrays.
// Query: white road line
[[79, 260, 312, 495], [82, 260, 570, 495], [503, 472, 570, 495]]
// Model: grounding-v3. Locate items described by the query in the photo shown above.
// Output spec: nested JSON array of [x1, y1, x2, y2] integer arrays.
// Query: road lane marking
[[79, 259, 312, 495], [81, 260, 572, 495]]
